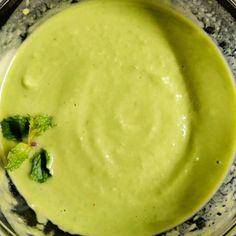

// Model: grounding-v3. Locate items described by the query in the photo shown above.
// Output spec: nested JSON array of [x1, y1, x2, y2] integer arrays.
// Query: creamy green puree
[[0, 0, 236, 235]]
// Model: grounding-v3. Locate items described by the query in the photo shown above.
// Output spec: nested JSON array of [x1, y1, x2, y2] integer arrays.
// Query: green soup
[[0, 0, 236, 235]]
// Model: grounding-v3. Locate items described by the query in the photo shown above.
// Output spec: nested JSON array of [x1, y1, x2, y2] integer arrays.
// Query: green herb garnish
[[1, 115, 30, 142], [0, 114, 55, 183], [30, 149, 52, 183], [29, 115, 54, 141], [5, 142, 32, 171]]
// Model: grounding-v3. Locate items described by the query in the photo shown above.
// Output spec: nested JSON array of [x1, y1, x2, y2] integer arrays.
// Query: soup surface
[[0, 0, 236, 235]]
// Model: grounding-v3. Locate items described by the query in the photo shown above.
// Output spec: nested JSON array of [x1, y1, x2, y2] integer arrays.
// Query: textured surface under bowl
[[0, 0, 235, 235]]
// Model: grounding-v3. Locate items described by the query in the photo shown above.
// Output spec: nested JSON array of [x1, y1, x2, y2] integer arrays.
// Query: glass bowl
[[0, 0, 235, 235]]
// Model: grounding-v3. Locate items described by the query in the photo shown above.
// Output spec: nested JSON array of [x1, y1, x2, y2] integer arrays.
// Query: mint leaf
[[30, 149, 52, 183], [1, 116, 30, 141], [0, 114, 55, 183], [29, 115, 54, 139], [5, 143, 32, 171]]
